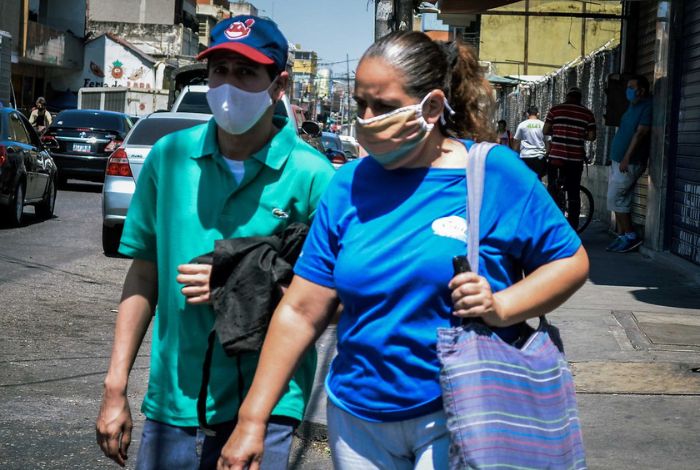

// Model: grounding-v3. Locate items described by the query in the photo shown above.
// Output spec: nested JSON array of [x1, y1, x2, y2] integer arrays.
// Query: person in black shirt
[[28, 97, 52, 134]]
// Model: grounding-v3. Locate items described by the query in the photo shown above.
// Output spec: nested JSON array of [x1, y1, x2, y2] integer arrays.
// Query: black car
[[0, 107, 58, 225], [42, 109, 132, 185]]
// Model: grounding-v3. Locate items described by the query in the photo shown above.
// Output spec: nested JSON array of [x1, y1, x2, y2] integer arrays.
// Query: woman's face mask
[[356, 93, 454, 167], [625, 86, 638, 103], [206, 78, 277, 135]]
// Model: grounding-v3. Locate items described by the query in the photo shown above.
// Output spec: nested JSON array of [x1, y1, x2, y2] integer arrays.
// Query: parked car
[[321, 132, 347, 168], [41, 109, 133, 185], [0, 107, 58, 225], [339, 135, 360, 160], [170, 85, 212, 114], [101, 112, 210, 254]]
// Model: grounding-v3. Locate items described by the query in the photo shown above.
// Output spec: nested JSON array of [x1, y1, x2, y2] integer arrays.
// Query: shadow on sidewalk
[[581, 222, 700, 310]]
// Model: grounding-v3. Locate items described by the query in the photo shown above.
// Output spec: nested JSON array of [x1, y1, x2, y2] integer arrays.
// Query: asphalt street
[[0, 182, 148, 469], [0, 182, 331, 469]]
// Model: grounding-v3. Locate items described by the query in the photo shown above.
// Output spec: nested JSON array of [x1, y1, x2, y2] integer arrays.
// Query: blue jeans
[[135, 417, 296, 470], [327, 401, 449, 470]]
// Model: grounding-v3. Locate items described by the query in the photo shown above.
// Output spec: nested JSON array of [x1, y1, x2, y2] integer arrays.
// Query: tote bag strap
[[466, 142, 496, 274], [466, 142, 548, 328]]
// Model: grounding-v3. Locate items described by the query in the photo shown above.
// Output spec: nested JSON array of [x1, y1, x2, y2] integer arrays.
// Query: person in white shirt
[[513, 106, 549, 179]]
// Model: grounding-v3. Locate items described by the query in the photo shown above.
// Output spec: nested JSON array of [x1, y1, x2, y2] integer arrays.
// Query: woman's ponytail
[[440, 41, 496, 142], [361, 32, 495, 142]]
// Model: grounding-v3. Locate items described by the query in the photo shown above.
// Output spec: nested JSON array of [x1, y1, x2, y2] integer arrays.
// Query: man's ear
[[272, 71, 289, 101], [423, 89, 446, 125]]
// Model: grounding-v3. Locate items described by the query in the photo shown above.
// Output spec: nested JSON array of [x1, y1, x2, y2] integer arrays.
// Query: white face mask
[[206, 79, 277, 135]]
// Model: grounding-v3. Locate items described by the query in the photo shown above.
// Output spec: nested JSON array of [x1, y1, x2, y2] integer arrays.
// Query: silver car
[[101, 112, 211, 255]]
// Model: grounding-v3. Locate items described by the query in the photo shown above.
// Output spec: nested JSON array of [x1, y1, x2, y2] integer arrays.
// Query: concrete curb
[[639, 246, 700, 283]]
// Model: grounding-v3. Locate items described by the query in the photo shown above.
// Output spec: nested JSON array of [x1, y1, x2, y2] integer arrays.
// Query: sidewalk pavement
[[290, 221, 700, 469]]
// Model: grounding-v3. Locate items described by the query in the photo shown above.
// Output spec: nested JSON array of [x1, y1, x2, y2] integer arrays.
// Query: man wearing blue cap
[[95, 15, 334, 469]]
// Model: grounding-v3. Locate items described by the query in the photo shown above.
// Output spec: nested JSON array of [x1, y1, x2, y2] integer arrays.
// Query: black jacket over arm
[[192, 223, 309, 356]]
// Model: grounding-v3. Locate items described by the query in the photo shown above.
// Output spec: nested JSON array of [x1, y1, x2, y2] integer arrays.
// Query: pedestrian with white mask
[[95, 15, 334, 470], [218, 31, 588, 470]]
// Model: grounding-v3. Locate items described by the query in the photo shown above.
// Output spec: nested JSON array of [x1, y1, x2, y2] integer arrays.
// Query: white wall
[[48, 35, 160, 93], [88, 0, 175, 25]]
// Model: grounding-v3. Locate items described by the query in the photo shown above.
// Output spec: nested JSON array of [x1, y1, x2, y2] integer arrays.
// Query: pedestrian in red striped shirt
[[543, 86, 596, 229]]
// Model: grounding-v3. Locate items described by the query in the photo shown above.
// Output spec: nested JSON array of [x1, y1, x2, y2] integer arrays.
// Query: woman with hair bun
[[217, 31, 588, 470]]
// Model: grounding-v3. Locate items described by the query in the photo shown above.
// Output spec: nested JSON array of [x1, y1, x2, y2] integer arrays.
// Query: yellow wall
[[479, 0, 621, 76], [293, 59, 317, 75]]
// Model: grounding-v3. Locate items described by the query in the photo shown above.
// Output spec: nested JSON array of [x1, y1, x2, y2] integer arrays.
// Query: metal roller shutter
[[670, 1, 700, 265], [631, 1, 657, 227]]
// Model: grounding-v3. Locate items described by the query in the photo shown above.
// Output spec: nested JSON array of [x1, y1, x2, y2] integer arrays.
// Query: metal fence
[[498, 42, 620, 165]]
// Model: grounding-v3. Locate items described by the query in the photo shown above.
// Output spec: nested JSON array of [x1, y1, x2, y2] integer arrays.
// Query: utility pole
[[523, 0, 530, 75], [375, 0, 413, 40], [345, 53, 351, 135], [396, 0, 414, 32], [375, 0, 394, 40]]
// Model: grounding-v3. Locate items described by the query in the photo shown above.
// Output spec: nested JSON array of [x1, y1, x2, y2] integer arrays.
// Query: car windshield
[[126, 118, 207, 146], [177, 91, 212, 114], [321, 134, 342, 152], [54, 111, 125, 131]]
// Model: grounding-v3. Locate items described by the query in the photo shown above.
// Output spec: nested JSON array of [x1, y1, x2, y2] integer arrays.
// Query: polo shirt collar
[[191, 115, 295, 171]]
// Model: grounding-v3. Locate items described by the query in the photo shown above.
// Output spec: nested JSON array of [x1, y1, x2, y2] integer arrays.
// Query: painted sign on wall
[[49, 34, 159, 93]]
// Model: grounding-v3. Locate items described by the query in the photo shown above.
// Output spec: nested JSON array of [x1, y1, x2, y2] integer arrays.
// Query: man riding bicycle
[[543, 86, 596, 230]]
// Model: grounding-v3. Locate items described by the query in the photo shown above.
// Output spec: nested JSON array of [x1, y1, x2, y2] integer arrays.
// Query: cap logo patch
[[224, 19, 255, 40]]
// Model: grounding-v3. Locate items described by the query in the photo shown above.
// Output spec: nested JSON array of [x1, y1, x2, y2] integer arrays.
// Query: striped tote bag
[[437, 319, 586, 469], [436, 142, 586, 469]]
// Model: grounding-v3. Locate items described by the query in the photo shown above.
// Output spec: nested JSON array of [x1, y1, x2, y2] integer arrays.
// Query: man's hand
[[619, 158, 630, 173], [217, 420, 267, 470], [96, 390, 133, 467], [177, 263, 212, 304], [449, 272, 505, 327]]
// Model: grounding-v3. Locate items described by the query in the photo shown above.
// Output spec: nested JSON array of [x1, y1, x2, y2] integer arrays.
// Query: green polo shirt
[[119, 115, 335, 427]]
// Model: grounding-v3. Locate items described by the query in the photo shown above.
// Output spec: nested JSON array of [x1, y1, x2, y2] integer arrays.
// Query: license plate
[[72, 143, 91, 153]]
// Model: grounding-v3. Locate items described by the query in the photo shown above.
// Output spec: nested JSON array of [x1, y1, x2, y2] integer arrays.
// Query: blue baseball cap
[[196, 15, 288, 72]]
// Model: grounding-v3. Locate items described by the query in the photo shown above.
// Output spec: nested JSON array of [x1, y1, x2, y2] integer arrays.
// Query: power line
[[316, 58, 361, 67]]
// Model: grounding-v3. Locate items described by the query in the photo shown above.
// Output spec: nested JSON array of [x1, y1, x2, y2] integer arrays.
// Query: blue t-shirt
[[294, 141, 581, 422], [610, 98, 652, 163]]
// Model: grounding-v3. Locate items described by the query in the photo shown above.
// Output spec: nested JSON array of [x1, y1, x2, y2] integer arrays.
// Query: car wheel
[[36, 177, 57, 219], [102, 224, 123, 256], [6, 183, 25, 226]]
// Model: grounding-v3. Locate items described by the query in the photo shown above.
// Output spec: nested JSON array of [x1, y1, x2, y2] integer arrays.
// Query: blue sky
[[249, 0, 375, 75]]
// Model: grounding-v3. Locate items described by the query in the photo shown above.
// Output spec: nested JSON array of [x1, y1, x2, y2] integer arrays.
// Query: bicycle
[[547, 163, 594, 234]]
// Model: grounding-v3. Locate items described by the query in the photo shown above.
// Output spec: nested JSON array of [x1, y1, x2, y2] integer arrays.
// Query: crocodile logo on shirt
[[432, 216, 467, 242], [272, 208, 289, 219]]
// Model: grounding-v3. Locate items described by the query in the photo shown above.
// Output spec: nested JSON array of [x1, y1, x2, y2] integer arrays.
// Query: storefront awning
[[486, 73, 521, 86]]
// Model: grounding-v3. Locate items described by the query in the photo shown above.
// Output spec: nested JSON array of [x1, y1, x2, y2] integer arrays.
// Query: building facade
[[0, 0, 85, 114], [437, 0, 622, 77], [291, 46, 318, 113], [442, 0, 699, 269], [86, 0, 199, 63], [196, 0, 231, 48], [228, 1, 258, 17]]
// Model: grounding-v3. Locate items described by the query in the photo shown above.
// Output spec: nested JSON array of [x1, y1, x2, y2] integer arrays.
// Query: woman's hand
[[176, 264, 212, 304], [217, 420, 267, 470], [449, 272, 504, 327]]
